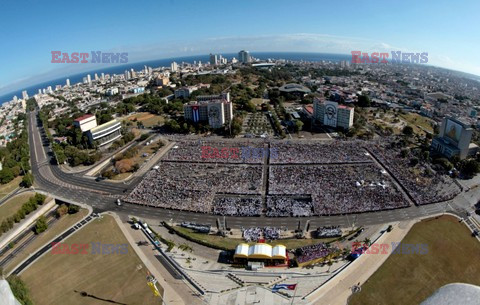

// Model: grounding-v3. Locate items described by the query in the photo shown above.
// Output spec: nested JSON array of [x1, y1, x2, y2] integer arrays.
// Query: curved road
[[27, 111, 476, 229]]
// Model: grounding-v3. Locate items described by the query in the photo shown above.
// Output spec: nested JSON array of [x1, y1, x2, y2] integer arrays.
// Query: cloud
[[1, 33, 479, 97]]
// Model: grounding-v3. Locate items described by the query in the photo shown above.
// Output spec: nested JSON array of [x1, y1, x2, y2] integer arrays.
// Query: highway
[[27, 110, 477, 229]]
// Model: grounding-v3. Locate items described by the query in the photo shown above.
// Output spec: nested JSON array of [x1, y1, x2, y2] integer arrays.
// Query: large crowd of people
[[212, 197, 263, 216], [315, 226, 342, 238], [124, 163, 263, 212], [368, 141, 462, 205], [242, 226, 283, 242], [124, 137, 461, 216], [162, 139, 267, 164], [269, 164, 409, 215], [270, 140, 372, 164], [266, 196, 314, 217], [295, 243, 339, 264]]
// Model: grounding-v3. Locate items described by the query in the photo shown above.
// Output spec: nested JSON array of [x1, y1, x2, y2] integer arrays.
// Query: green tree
[[357, 94, 371, 107], [293, 120, 304, 133], [0, 168, 14, 184], [35, 216, 48, 234], [22, 173, 34, 188], [34, 193, 46, 205], [68, 204, 80, 214], [402, 125, 414, 136]]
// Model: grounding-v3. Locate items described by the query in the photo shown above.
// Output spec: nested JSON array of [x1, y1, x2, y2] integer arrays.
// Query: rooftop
[[74, 113, 95, 122]]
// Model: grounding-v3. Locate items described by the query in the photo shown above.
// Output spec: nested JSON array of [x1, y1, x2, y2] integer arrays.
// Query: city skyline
[[0, 0, 479, 98]]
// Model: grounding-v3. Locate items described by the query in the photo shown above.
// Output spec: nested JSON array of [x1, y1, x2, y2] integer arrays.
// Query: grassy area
[[173, 226, 338, 250], [4, 209, 89, 274], [399, 112, 434, 134], [0, 176, 22, 200], [0, 193, 35, 223], [349, 215, 480, 305], [21, 215, 162, 305], [124, 112, 165, 128]]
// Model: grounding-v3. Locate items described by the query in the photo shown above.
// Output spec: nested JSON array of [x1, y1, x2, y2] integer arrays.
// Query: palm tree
[[363, 238, 371, 247]]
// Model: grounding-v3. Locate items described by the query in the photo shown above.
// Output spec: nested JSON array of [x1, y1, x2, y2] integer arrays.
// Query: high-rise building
[[210, 53, 218, 65], [101, 73, 105, 80], [47, 86, 53, 93], [13, 96, 17, 102], [66, 79, 70, 86], [238, 50, 252, 63], [94, 73, 99, 81], [38, 89, 42, 94], [171, 61, 178, 72], [313, 99, 354, 130], [130, 68, 136, 78], [124, 70, 130, 80], [183, 93, 233, 129], [87, 74, 91, 83], [431, 117, 477, 159], [22, 90, 28, 100]]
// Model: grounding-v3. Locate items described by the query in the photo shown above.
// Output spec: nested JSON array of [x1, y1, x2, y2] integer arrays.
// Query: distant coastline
[[0, 52, 351, 105]]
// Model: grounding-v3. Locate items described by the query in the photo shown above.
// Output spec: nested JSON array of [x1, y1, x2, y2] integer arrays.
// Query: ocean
[[0, 52, 351, 105]]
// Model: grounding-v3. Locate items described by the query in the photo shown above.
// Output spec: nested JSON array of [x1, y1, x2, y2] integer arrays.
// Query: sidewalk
[[111, 213, 205, 305], [307, 221, 415, 305]]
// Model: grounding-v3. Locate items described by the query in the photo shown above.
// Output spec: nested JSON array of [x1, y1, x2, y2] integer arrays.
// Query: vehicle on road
[[116, 199, 122, 206], [95, 176, 106, 182]]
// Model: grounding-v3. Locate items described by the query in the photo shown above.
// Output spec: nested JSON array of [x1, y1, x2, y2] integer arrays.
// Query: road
[[27, 110, 480, 229]]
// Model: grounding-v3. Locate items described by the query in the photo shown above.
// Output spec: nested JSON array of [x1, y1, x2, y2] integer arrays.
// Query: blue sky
[[0, 0, 479, 97]]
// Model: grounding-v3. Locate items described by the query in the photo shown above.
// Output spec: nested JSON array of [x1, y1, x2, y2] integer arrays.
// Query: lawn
[[20, 215, 162, 305], [173, 226, 339, 250], [124, 112, 165, 128], [0, 193, 35, 223], [349, 215, 480, 305], [400, 112, 434, 135], [0, 176, 22, 200], [4, 209, 89, 274]]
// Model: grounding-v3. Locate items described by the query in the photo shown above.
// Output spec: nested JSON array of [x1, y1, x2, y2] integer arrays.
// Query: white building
[[66, 79, 70, 87], [431, 117, 477, 160], [87, 74, 91, 83], [22, 90, 28, 100], [73, 114, 98, 132], [313, 99, 354, 130], [171, 61, 178, 72], [183, 93, 233, 129], [106, 87, 119, 96], [86, 119, 122, 147]]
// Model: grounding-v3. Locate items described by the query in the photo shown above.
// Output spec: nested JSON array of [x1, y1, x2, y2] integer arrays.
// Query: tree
[[115, 159, 134, 173], [458, 159, 480, 177], [22, 173, 34, 188], [35, 216, 48, 234], [34, 193, 46, 205], [402, 125, 414, 136], [68, 204, 80, 214], [357, 94, 371, 107], [56, 204, 69, 217], [0, 168, 14, 184], [293, 120, 304, 133]]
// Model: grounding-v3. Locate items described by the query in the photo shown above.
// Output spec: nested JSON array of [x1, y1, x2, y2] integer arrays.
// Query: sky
[[0, 0, 479, 97]]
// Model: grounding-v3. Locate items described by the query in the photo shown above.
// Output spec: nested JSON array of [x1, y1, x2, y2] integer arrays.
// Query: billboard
[[323, 101, 338, 127], [444, 119, 462, 143]]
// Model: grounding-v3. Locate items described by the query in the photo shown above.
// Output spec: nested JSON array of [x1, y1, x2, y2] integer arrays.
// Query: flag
[[192, 106, 199, 122], [272, 284, 297, 292]]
